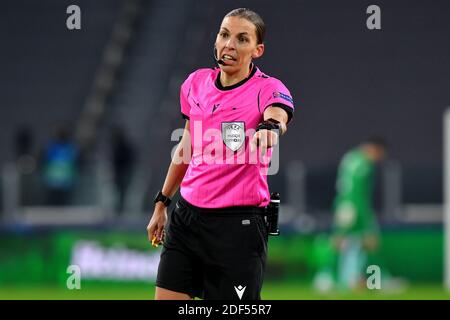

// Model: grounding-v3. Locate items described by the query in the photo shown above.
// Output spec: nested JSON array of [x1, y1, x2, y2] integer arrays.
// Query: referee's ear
[[252, 43, 265, 59]]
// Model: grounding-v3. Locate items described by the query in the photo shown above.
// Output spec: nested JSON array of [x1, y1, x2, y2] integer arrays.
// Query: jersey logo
[[190, 97, 201, 108], [212, 103, 220, 114], [222, 122, 245, 152]]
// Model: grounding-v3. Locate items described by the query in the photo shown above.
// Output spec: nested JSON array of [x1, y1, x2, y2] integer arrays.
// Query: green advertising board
[[0, 225, 443, 287]]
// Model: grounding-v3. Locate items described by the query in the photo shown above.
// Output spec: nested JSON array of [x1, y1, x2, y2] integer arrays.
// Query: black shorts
[[156, 196, 269, 300]]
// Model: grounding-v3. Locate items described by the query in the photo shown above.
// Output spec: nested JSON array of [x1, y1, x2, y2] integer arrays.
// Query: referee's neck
[[219, 63, 254, 87]]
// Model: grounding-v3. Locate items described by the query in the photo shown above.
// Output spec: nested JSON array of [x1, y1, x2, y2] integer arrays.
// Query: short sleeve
[[260, 78, 295, 123], [180, 71, 197, 120]]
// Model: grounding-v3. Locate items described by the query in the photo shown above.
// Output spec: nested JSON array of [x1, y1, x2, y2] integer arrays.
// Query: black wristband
[[256, 118, 281, 133], [153, 191, 172, 207]]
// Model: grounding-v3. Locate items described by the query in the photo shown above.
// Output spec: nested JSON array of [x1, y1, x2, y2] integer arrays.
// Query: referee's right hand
[[147, 202, 168, 247]]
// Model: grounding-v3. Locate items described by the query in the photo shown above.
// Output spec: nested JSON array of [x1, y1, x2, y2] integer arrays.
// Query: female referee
[[147, 8, 295, 300]]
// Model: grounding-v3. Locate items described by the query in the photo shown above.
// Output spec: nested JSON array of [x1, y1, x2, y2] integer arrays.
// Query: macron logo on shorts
[[234, 285, 246, 300]]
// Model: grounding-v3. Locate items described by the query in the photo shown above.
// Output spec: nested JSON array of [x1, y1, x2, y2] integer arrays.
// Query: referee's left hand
[[250, 129, 279, 157], [147, 203, 167, 247]]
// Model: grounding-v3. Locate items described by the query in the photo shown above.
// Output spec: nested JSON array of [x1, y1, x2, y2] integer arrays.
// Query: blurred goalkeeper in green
[[332, 137, 387, 290]]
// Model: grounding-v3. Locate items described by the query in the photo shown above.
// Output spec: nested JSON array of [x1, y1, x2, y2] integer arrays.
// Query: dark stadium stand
[[0, 0, 122, 165]]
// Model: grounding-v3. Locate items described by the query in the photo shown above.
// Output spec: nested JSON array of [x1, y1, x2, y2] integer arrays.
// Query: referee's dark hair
[[225, 8, 266, 44]]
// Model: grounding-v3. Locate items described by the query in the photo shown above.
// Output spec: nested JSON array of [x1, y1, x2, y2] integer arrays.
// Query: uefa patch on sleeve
[[272, 91, 293, 104]]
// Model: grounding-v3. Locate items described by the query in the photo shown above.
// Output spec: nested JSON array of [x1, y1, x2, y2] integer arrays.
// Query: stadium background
[[0, 0, 449, 299]]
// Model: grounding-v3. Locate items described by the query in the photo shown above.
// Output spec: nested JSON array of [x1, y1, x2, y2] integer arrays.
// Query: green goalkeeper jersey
[[332, 148, 379, 236]]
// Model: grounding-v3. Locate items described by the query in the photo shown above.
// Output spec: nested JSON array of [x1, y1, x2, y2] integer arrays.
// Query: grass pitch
[[1, 282, 449, 300]]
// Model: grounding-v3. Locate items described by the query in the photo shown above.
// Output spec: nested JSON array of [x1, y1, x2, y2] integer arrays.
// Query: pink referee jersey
[[179, 65, 295, 208]]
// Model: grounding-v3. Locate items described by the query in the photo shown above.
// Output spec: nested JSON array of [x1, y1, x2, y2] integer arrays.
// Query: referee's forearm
[[159, 120, 191, 199], [263, 106, 289, 135], [161, 161, 189, 198], [159, 131, 191, 198]]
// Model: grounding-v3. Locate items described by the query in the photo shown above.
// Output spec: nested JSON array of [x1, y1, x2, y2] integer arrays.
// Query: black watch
[[153, 191, 172, 207]]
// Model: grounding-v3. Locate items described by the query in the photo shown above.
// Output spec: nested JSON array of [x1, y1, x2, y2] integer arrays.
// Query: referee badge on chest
[[222, 122, 245, 152]]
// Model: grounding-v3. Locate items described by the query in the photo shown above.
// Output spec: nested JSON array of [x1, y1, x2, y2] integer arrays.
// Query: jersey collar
[[215, 63, 257, 91]]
